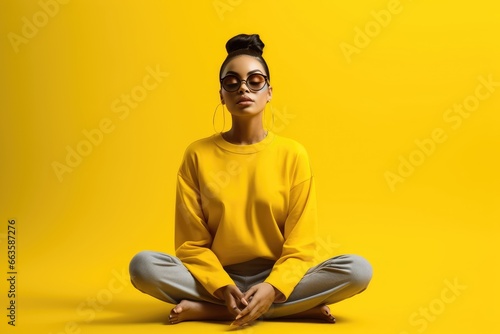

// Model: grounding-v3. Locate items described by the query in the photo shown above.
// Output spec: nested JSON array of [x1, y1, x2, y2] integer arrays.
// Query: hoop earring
[[213, 103, 226, 133]]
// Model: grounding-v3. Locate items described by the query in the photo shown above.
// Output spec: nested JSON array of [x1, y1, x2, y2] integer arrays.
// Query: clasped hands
[[214, 282, 279, 327]]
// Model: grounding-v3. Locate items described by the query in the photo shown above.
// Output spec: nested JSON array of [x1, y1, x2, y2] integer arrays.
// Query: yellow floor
[[3, 201, 498, 334]]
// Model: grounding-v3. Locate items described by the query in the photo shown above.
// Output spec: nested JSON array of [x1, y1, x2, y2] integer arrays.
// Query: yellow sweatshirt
[[175, 131, 318, 301]]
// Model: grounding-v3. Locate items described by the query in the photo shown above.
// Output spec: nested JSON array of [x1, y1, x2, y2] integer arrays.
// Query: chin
[[233, 108, 262, 117]]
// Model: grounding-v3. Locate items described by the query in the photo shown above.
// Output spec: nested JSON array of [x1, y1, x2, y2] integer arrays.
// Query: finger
[[228, 307, 240, 317], [234, 294, 272, 326], [230, 306, 241, 317], [229, 288, 249, 309], [228, 295, 243, 311], [233, 305, 263, 326], [228, 304, 240, 316], [226, 293, 248, 312], [242, 286, 257, 301], [229, 287, 245, 302], [227, 295, 238, 309], [234, 286, 245, 297], [234, 301, 252, 320], [225, 294, 242, 316], [234, 296, 261, 323]]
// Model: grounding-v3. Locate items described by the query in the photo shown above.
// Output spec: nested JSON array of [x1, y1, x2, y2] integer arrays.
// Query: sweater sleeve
[[174, 153, 235, 297], [264, 149, 319, 301]]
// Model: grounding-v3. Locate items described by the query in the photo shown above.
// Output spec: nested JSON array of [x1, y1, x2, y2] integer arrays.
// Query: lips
[[237, 96, 254, 104]]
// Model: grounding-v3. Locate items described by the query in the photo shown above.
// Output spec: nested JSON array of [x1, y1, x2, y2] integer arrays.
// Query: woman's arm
[[175, 170, 235, 297]]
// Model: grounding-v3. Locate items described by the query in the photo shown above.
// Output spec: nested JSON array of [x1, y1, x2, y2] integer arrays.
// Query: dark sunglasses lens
[[247, 74, 266, 90], [222, 76, 240, 91]]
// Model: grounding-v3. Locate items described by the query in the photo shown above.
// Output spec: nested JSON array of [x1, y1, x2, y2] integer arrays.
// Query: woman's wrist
[[213, 285, 227, 300], [263, 282, 285, 303], [273, 287, 285, 303]]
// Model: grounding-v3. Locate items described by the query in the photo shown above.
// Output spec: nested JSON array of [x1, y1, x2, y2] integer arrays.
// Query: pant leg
[[129, 250, 223, 305], [129, 251, 372, 318], [265, 254, 372, 318]]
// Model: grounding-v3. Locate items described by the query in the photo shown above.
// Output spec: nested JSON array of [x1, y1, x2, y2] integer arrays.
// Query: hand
[[231, 283, 276, 327], [214, 284, 248, 317]]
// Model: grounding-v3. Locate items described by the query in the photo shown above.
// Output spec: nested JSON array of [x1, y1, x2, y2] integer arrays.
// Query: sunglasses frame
[[220, 73, 269, 92]]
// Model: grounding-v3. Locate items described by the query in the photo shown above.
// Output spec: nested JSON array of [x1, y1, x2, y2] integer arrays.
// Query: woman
[[129, 33, 372, 327]]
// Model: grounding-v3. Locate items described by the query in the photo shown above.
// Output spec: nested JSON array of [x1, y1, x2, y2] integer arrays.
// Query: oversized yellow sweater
[[175, 131, 318, 301]]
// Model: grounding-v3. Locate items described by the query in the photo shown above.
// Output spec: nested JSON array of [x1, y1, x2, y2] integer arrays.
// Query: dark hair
[[219, 34, 271, 81]]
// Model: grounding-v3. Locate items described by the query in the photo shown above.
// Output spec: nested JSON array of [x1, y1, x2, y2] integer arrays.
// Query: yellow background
[[1, 0, 499, 333]]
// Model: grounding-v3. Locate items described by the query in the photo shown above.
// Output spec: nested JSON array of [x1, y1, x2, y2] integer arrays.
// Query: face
[[219, 55, 272, 117]]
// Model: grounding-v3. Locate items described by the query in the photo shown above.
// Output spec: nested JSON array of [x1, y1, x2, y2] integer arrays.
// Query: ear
[[219, 90, 225, 104], [267, 85, 273, 102]]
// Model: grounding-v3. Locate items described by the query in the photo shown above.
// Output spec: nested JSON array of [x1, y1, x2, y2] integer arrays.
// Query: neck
[[223, 115, 267, 145]]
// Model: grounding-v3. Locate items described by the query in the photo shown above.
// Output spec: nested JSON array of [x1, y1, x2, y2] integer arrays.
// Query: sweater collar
[[213, 131, 276, 154]]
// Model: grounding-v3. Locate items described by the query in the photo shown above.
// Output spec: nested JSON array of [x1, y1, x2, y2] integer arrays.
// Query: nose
[[238, 80, 250, 93]]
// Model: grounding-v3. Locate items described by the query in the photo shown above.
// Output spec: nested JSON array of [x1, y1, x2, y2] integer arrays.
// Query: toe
[[169, 313, 179, 324]]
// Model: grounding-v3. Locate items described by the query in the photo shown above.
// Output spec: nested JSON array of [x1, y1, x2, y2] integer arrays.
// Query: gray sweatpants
[[129, 251, 372, 318]]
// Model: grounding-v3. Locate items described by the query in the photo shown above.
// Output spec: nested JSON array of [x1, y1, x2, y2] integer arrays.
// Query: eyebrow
[[224, 69, 264, 77]]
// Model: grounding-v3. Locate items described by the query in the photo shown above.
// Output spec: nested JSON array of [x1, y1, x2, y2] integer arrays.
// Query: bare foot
[[281, 304, 336, 323], [169, 300, 233, 324]]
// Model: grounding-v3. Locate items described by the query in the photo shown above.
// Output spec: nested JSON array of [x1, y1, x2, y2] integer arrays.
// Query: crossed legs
[[129, 252, 372, 324]]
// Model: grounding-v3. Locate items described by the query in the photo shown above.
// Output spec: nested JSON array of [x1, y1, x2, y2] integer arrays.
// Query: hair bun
[[225, 34, 265, 56]]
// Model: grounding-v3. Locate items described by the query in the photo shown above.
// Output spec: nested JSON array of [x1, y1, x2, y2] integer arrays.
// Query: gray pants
[[129, 251, 372, 318]]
